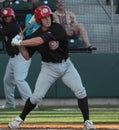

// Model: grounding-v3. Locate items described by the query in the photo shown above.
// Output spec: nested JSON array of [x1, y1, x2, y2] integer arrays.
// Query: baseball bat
[[21, 15, 35, 34]]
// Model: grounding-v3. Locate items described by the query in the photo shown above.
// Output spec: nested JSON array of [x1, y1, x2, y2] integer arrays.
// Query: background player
[[8, 5, 96, 130], [0, 7, 32, 108]]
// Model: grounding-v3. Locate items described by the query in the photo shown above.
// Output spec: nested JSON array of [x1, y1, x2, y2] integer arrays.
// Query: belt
[[10, 54, 18, 58], [60, 58, 67, 63], [43, 57, 69, 63]]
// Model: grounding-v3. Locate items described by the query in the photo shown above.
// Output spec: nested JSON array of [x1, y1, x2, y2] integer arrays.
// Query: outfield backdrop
[[0, 0, 119, 98], [0, 53, 119, 98]]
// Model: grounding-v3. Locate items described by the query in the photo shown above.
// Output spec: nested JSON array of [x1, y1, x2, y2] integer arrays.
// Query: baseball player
[[0, 7, 32, 108], [8, 5, 96, 130]]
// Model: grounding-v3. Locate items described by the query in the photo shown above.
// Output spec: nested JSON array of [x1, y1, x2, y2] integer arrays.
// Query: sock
[[20, 98, 36, 120], [78, 97, 89, 122]]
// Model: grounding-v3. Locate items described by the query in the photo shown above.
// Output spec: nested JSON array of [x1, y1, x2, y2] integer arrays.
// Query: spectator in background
[[0, 7, 32, 109], [53, 0, 95, 49], [25, 0, 40, 36]]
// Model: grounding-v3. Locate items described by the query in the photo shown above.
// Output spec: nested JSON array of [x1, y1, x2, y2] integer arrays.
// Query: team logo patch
[[41, 8, 49, 15], [49, 41, 59, 50], [3, 10, 8, 15]]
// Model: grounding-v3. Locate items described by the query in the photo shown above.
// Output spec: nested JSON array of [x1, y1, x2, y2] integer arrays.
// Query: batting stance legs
[[30, 58, 86, 104], [3, 53, 32, 108], [12, 59, 89, 121]]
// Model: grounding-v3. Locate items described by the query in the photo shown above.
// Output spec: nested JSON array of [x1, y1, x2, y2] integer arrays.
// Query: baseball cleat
[[8, 116, 23, 129], [84, 120, 96, 130]]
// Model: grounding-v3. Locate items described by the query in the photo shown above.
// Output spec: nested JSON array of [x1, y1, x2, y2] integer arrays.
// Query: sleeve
[[41, 24, 67, 42], [25, 46, 37, 58], [40, 33, 51, 43], [2, 22, 20, 36], [52, 24, 67, 40]]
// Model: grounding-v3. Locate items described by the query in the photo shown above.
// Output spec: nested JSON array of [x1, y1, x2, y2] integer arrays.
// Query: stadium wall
[[0, 53, 119, 98]]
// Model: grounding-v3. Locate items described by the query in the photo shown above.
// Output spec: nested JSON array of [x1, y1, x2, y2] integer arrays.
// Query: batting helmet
[[1, 7, 15, 20], [34, 5, 53, 25]]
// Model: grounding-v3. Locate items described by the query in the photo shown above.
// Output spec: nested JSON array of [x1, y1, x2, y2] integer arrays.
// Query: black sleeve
[[25, 46, 37, 58], [40, 23, 67, 43], [52, 23, 67, 40], [2, 22, 20, 36]]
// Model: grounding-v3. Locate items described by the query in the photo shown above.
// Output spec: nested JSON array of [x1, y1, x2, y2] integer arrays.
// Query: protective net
[[65, 0, 119, 53]]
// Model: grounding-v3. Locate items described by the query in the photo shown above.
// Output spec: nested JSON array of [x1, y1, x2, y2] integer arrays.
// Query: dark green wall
[[0, 53, 119, 98]]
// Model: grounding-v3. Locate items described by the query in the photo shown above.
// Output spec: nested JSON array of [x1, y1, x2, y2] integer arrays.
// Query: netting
[[65, 0, 119, 53]]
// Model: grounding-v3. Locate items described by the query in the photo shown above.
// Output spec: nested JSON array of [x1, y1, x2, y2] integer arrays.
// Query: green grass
[[0, 107, 119, 124]]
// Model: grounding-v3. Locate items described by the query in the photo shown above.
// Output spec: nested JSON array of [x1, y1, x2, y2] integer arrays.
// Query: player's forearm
[[20, 37, 44, 46], [18, 46, 30, 60]]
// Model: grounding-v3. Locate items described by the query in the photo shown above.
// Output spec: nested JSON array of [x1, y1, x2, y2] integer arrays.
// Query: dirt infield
[[0, 123, 119, 130]]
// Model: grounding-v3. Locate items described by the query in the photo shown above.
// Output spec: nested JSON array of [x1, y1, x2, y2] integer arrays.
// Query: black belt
[[43, 57, 68, 63], [10, 54, 18, 58]]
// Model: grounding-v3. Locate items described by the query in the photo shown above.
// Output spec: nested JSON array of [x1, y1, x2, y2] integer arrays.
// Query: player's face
[[41, 15, 51, 30], [3, 16, 12, 23]]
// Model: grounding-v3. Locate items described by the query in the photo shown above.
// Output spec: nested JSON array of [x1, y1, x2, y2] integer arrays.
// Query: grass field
[[0, 106, 119, 125]]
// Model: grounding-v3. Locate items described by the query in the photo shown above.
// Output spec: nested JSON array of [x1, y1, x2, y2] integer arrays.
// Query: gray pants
[[4, 53, 32, 108], [30, 58, 86, 104]]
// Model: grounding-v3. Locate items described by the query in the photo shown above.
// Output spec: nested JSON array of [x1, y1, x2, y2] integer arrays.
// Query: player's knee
[[14, 77, 25, 84], [75, 88, 87, 99], [30, 95, 43, 105]]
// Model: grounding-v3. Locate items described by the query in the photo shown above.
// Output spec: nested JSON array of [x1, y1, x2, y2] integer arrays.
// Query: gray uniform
[[31, 58, 86, 104], [4, 53, 32, 108]]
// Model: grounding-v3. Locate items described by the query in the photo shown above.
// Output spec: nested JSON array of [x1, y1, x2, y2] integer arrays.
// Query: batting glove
[[11, 34, 23, 46]]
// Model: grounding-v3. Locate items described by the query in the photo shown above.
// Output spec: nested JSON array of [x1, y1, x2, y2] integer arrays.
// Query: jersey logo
[[49, 41, 59, 50]]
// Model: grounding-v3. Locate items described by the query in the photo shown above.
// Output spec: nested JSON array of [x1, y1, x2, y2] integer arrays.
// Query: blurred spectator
[[53, 0, 95, 48], [25, 0, 40, 36]]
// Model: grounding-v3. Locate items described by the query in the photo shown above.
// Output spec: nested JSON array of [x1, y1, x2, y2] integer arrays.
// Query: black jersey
[[0, 21, 21, 57], [26, 23, 69, 63]]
